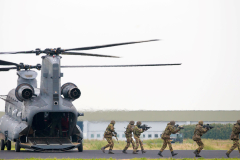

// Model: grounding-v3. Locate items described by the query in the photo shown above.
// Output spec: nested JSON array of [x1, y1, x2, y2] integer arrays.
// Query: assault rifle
[[139, 124, 151, 131], [203, 124, 214, 130], [174, 124, 184, 129], [112, 131, 119, 143]]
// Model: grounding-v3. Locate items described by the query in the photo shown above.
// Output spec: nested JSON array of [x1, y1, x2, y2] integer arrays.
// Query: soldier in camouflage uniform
[[50, 112, 63, 137], [122, 121, 135, 154], [101, 120, 116, 154], [158, 121, 181, 157], [192, 120, 209, 157], [226, 120, 240, 158], [133, 121, 146, 154]]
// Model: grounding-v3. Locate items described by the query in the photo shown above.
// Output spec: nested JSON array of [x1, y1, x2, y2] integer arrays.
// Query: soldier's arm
[[199, 126, 208, 133], [138, 128, 143, 133], [169, 126, 180, 134]]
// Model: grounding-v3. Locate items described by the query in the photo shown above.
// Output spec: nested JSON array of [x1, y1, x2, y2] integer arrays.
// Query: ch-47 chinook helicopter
[[0, 39, 181, 152]]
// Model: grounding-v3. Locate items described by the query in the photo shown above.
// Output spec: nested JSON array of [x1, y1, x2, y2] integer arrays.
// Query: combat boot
[[133, 150, 138, 154], [101, 147, 105, 153], [141, 150, 146, 154], [136, 150, 139, 152], [226, 152, 230, 158], [108, 149, 114, 154], [195, 153, 201, 157], [158, 151, 163, 157], [193, 149, 198, 155], [122, 150, 127, 154], [171, 151, 178, 157]]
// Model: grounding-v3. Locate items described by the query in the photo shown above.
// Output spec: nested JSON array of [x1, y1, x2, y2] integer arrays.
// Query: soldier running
[[158, 121, 181, 157], [192, 120, 209, 157], [226, 120, 240, 158], [101, 120, 116, 154], [122, 121, 135, 154], [133, 121, 146, 154]]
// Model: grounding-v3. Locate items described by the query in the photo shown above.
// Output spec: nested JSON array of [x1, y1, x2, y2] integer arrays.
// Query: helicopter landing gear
[[6, 140, 11, 150], [78, 140, 83, 152], [0, 139, 5, 150], [15, 140, 20, 152]]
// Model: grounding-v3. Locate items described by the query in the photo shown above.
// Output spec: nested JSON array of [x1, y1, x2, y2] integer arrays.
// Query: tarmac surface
[[0, 150, 240, 159]]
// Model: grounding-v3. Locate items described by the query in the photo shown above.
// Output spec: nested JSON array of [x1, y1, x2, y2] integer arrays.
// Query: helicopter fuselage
[[0, 55, 83, 151]]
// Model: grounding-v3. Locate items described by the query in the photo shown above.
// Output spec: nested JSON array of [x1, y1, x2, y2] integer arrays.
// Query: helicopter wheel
[[0, 139, 5, 150], [6, 140, 11, 150], [15, 140, 20, 152], [77, 140, 83, 152]]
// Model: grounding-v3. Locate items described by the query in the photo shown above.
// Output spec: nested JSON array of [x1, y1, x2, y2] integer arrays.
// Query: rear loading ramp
[[20, 137, 81, 151]]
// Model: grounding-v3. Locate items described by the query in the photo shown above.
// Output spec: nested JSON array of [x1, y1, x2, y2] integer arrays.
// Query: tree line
[[179, 123, 240, 139]]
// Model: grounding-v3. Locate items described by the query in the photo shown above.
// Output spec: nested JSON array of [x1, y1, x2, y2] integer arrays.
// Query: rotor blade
[[0, 96, 15, 105], [61, 63, 181, 68], [64, 39, 159, 51], [0, 67, 17, 71], [62, 52, 119, 58], [0, 50, 36, 55], [0, 60, 18, 66]]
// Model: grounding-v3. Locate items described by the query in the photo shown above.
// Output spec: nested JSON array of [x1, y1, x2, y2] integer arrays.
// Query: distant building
[[0, 110, 239, 140], [77, 110, 240, 140]]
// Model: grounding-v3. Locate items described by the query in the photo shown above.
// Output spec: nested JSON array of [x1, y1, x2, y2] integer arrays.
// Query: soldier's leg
[[196, 140, 204, 153], [123, 137, 131, 151], [131, 137, 136, 149], [104, 138, 111, 148], [160, 139, 167, 152], [238, 140, 240, 153], [227, 140, 239, 154], [57, 121, 63, 137], [139, 139, 144, 150], [166, 139, 173, 152], [50, 121, 57, 136], [133, 137, 140, 152], [109, 138, 114, 150]]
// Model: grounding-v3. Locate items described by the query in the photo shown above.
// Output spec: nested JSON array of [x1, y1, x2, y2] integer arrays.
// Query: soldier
[[132, 121, 146, 154], [122, 121, 135, 154], [192, 120, 209, 157], [50, 112, 63, 137], [226, 120, 240, 158], [101, 120, 116, 154], [158, 121, 181, 157]]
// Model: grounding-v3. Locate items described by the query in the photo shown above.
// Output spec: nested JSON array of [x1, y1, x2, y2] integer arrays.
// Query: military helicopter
[[0, 39, 181, 152]]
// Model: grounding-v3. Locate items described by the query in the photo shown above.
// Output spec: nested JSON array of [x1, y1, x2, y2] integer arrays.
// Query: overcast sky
[[0, 0, 240, 111]]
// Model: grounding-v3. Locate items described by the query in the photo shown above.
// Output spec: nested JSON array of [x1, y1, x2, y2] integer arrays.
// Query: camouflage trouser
[[50, 120, 62, 137], [160, 139, 173, 152], [123, 137, 135, 151], [104, 137, 114, 150], [195, 140, 204, 153], [133, 136, 144, 151], [227, 140, 240, 154]]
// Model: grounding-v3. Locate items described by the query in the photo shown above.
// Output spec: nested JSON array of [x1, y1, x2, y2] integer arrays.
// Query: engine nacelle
[[15, 83, 34, 102], [61, 83, 81, 100]]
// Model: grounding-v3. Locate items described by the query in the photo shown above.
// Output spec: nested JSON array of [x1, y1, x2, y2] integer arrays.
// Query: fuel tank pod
[[61, 83, 81, 100], [15, 83, 34, 102]]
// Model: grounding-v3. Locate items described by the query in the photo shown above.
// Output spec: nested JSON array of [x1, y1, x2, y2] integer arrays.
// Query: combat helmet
[[137, 121, 142, 126], [129, 121, 134, 125], [237, 120, 240, 125], [198, 120, 203, 126], [110, 120, 115, 125], [170, 121, 175, 125]]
